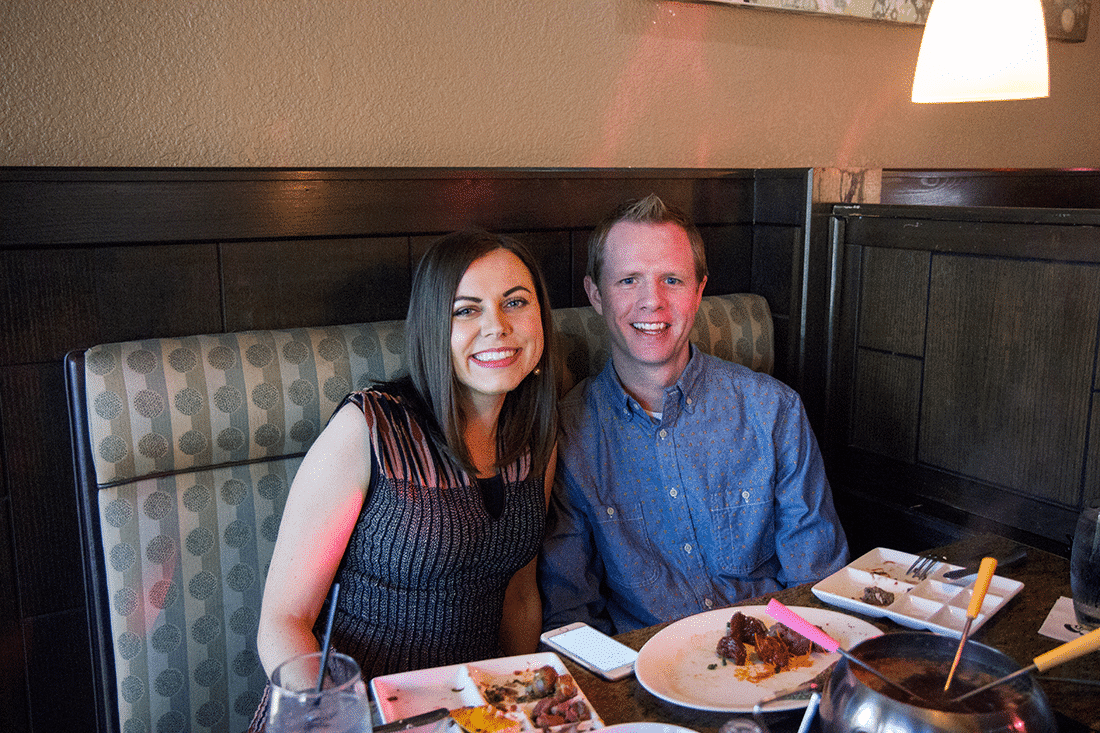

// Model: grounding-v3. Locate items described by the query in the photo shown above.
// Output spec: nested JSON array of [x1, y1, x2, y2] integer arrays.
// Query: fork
[[906, 551, 946, 580]]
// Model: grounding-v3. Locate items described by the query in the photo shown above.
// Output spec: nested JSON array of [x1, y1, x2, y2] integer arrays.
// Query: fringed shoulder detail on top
[[341, 389, 532, 486]]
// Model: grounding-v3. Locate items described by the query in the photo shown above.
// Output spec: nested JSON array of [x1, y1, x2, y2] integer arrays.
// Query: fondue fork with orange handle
[[943, 557, 998, 693], [951, 625, 1100, 703]]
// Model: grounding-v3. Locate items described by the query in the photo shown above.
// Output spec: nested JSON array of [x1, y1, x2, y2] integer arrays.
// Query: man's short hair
[[586, 193, 708, 288]]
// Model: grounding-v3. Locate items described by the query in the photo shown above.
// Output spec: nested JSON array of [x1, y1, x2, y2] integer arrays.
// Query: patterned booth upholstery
[[65, 293, 772, 733]]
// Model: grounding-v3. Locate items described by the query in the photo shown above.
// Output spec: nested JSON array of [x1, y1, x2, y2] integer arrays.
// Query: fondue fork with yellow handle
[[951, 625, 1100, 703], [943, 557, 998, 693]]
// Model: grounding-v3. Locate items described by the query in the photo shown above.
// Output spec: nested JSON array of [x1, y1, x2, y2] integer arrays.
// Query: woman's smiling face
[[450, 248, 544, 412]]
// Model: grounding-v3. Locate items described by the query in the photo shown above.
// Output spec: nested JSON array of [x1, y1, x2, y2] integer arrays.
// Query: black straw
[[315, 583, 341, 694]]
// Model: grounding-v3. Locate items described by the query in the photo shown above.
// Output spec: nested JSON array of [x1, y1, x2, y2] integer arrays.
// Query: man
[[539, 194, 849, 635]]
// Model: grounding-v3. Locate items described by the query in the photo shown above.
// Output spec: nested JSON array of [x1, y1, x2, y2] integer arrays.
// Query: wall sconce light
[[912, 0, 1050, 103]]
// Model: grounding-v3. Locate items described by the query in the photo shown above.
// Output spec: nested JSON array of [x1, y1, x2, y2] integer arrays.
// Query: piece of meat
[[728, 611, 768, 644], [754, 632, 791, 671], [715, 634, 747, 664]]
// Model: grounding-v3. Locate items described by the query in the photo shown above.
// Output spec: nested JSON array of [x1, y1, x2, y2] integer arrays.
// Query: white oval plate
[[635, 605, 881, 713], [600, 725, 699, 733]]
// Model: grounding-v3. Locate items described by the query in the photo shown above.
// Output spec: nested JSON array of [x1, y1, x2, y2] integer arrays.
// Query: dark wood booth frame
[[1, 167, 813, 733], [3, 166, 1099, 733]]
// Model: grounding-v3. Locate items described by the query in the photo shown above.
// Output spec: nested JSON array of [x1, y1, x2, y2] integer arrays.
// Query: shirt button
[[686, 397, 693, 405], [669, 488, 678, 498], [606, 506, 615, 517], [704, 597, 714, 608], [659, 429, 668, 439], [683, 543, 692, 554], [742, 491, 750, 500]]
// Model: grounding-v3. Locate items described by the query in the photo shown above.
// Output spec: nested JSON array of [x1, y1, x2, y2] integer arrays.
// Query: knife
[[374, 707, 452, 733], [942, 546, 1027, 580]]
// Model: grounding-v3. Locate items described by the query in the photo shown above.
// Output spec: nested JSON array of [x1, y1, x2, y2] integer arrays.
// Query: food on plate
[[450, 705, 524, 733], [714, 611, 826, 679], [861, 586, 895, 606], [468, 663, 594, 730]]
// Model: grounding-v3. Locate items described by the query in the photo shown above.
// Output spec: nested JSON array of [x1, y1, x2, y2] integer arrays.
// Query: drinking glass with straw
[[267, 584, 372, 733]]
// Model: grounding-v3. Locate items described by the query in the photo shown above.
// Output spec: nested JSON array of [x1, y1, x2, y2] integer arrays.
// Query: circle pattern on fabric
[[251, 382, 279, 410], [385, 330, 405, 355], [138, 432, 169, 459], [133, 389, 165, 419], [117, 631, 143, 660], [352, 333, 377, 359], [197, 700, 226, 727], [230, 606, 258, 636], [120, 674, 145, 704], [324, 375, 350, 403], [246, 343, 274, 368], [127, 350, 158, 375], [87, 349, 117, 376], [283, 340, 309, 364], [182, 483, 210, 513], [123, 718, 148, 733], [194, 658, 224, 687], [191, 614, 221, 644], [226, 563, 255, 592], [217, 427, 245, 452], [144, 491, 173, 520], [95, 390, 124, 420], [100, 434, 128, 463], [110, 542, 137, 572], [288, 378, 315, 406], [155, 668, 184, 697], [233, 649, 261, 677], [289, 419, 316, 444], [174, 387, 203, 416], [168, 347, 198, 373], [257, 474, 284, 501], [149, 579, 179, 609], [104, 498, 135, 528], [235, 690, 261, 717], [115, 587, 140, 616], [208, 345, 236, 371], [156, 710, 186, 733], [254, 423, 281, 447], [213, 385, 243, 414], [261, 514, 280, 543], [318, 337, 346, 362], [186, 527, 214, 556], [220, 478, 247, 506], [189, 570, 218, 601], [151, 623, 182, 654], [223, 520, 251, 549], [179, 429, 208, 456]]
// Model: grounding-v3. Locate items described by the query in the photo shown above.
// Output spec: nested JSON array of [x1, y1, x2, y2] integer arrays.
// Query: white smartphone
[[539, 622, 638, 681]]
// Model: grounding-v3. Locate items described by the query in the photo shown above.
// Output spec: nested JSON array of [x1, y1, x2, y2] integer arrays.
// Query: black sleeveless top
[[325, 389, 546, 678]]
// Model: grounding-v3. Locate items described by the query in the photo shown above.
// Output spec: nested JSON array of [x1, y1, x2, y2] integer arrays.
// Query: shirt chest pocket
[[706, 487, 774, 575], [593, 501, 661, 589]]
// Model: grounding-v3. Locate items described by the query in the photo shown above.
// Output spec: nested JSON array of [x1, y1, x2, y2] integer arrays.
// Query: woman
[[255, 230, 558, 694]]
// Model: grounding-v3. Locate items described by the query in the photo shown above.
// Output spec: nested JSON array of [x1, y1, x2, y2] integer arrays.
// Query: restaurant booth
[[2, 166, 1099, 732]]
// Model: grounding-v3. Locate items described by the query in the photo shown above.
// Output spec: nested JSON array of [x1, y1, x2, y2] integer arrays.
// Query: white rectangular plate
[[371, 652, 603, 731], [810, 547, 1024, 638]]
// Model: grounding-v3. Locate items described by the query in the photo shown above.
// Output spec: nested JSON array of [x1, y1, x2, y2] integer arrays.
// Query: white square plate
[[810, 547, 1023, 638], [371, 652, 603, 731]]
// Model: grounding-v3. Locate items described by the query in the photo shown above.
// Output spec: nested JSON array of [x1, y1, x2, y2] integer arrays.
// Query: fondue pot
[[819, 632, 1055, 733]]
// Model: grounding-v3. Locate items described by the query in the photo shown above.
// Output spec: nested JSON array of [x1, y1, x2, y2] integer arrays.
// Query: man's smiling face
[[585, 220, 705, 387]]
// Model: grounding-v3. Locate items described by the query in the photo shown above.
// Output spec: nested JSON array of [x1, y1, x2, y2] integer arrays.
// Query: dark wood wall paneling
[[825, 203, 1100, 559], [0, 167, 812, 733]]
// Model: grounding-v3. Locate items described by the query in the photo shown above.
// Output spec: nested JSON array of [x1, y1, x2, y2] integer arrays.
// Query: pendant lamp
[[912, 0, 1049, 103]]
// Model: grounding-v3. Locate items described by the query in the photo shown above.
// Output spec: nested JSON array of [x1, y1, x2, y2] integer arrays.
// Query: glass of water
[[1070, 504, 1100, 630], [268, 651, 372, 733]]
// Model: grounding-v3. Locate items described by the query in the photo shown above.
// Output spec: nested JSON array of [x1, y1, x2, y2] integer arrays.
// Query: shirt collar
[[598, 345, 705, 422]]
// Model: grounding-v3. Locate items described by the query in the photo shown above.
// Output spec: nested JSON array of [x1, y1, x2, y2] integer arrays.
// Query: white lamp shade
[[912, 0, 1050, 103]]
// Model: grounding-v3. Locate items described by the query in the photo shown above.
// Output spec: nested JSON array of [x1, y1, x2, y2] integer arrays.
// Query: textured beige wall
[[2, 0, 1098, 168]]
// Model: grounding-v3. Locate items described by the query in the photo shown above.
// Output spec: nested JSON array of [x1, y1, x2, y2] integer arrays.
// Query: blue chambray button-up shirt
[[539, 348, 849, 635]]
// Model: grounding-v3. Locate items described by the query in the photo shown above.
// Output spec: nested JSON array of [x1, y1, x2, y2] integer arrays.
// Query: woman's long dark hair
[[402, 229, 557, 479]]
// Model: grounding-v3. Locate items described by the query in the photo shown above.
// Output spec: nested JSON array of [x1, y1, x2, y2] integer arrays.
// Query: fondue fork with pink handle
[[765, 599, 935, 705]]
